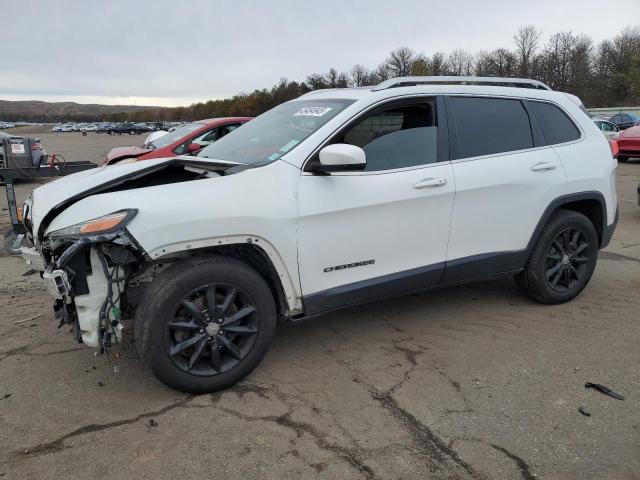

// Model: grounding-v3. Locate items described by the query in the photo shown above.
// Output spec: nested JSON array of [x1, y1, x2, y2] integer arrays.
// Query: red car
[[101, 117, 252, 165], [617, 125, 640, 162]]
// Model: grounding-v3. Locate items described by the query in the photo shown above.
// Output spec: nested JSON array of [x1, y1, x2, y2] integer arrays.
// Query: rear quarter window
[[529, 101, 581, 145]]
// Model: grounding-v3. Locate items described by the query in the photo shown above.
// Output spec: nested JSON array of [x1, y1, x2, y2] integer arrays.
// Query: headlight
[[49, 209, 137, 238]]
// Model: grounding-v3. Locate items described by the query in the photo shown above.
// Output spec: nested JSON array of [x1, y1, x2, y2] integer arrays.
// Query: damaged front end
[[37, 210, 142, 350], [20, 157, 245, 351]]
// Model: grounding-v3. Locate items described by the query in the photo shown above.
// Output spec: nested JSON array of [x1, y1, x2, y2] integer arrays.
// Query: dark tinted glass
[[530, 101, 581, 145], [340, 102, 438, 171], [450, 97, 533, 159]]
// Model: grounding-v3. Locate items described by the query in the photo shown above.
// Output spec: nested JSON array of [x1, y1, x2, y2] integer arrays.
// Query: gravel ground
[[1, 131, 639, 479]]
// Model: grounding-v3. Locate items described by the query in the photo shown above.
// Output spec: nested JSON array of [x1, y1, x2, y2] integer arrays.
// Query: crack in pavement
[[600, 251, 640, 263], [491, 444, 536, 480], [369, 386, 483, 479], [14, 395, 195, 458], [216, 406, 378, 480]]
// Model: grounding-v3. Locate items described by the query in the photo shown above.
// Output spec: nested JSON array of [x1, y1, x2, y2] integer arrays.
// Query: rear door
[[297, 97, 455, 314], [443, 95, 566, 282]]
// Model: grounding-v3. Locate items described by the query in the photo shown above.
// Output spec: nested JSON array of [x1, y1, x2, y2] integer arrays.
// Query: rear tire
[[617, 155, 628, 162], [515, 209, 598, 304], [135, 256, 277, 393]]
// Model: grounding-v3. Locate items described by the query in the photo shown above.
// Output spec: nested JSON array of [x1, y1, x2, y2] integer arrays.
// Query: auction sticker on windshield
[[280, 140, 299, 152], [294, 106, 333, 117]]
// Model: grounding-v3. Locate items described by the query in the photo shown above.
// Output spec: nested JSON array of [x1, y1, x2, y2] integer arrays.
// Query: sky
[[1, 0, 638, 107]]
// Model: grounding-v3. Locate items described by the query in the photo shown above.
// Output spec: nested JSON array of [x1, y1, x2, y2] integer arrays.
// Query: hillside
[[0, 100, 163, 123]]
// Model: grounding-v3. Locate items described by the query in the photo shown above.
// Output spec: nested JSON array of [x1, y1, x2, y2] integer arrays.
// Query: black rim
[[164, 284, 259, 376], [545, 227, 591, 292]]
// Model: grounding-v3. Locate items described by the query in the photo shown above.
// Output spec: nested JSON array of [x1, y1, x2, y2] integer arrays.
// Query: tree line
[[24, 25, 640, 123]]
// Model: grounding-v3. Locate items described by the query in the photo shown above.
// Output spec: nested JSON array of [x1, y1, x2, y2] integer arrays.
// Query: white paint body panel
[[44, 160, 303, 310], [298, 163, 455, 295], [448, 147, 565, 260]]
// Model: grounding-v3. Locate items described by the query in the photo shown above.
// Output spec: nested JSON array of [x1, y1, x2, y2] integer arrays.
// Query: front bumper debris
[[20, 245, 45, 271], [42, 268, 71, 298]]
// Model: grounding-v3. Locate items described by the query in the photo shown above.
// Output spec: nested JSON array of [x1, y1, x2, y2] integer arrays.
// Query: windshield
[[150, 123, 203, 149], [198, 99, 355, 164]]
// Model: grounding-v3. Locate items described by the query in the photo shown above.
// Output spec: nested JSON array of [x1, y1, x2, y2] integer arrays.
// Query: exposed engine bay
[[21, 158, 242, 351]]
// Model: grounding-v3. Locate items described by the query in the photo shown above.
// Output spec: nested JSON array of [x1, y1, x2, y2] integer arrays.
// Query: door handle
[[413, 177, 448, 189], [530, 162, 557, 172]]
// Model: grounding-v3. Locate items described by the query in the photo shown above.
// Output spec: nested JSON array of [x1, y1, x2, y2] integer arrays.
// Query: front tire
[[135, 256, 277, 393], [515, 209, 598, 304]]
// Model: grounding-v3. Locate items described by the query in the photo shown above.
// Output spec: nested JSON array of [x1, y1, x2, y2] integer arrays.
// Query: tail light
[[609, 140, 619, 158]]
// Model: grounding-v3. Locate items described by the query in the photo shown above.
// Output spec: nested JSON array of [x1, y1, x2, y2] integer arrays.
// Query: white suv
[[18, 77, 618, 392]]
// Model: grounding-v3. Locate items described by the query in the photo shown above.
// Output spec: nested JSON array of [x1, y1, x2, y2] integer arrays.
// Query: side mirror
[[187, 142, 202, 154], [316, 144, 366, 172]]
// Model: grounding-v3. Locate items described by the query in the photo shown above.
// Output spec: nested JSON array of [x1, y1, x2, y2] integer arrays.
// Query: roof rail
[[371, 76, 552, 91]]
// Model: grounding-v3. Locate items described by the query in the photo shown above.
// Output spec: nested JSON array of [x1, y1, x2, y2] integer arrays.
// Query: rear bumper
[[601, 206, 618, 248], [618, 139, 640, 156]]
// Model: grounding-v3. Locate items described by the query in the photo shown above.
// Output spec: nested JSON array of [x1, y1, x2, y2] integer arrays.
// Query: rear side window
[[529, 101, 581, 145], [449, 97, 533, 159]]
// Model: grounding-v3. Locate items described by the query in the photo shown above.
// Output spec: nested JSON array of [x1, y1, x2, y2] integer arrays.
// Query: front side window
[[449, 97, 533, 159], [529, 101, 581, 145], [336, 100, 438, 171], [198, 99, 354, 165]]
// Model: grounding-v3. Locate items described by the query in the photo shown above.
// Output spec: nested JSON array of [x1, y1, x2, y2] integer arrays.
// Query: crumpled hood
[[28, 156, 239, 239], [104, 146, 152, 165]]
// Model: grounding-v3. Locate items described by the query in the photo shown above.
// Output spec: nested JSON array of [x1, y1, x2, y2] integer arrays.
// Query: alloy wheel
[[545, 227, 591, 292], [165, 283, 259, 376]]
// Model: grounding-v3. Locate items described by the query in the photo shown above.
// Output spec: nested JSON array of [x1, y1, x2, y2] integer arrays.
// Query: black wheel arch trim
[[525, 191, 611, 254]]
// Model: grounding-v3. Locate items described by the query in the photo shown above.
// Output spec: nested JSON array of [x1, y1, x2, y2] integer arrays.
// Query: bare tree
[[382, 47, 416, 77], [351, 64, 373, 86], [513, 25, 542, 77], [475, 49, 517, 77], [539, 32, 578, 90], [429, 52, 447, 76], [305, 73, 327, 90], [447, 49, 474, 76], [322, 68, 349, 88]]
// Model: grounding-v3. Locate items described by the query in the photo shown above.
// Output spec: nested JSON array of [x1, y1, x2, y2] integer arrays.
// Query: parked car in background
[[96, 123, 115, 133], [617, 125, 640, 161], [101, 117, 251, 165], [107, 122, 150, 135], [81, 124, 97, 132], [593, 119, 620, 140], [52, 124, 76, 132], [609, 112, 640, 130]]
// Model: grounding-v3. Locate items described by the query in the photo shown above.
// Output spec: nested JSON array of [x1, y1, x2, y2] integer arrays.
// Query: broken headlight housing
[[49, 209, 138, 239]]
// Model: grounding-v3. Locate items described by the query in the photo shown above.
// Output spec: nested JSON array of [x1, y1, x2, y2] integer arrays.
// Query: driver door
[[297, 97, 455, 315]]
